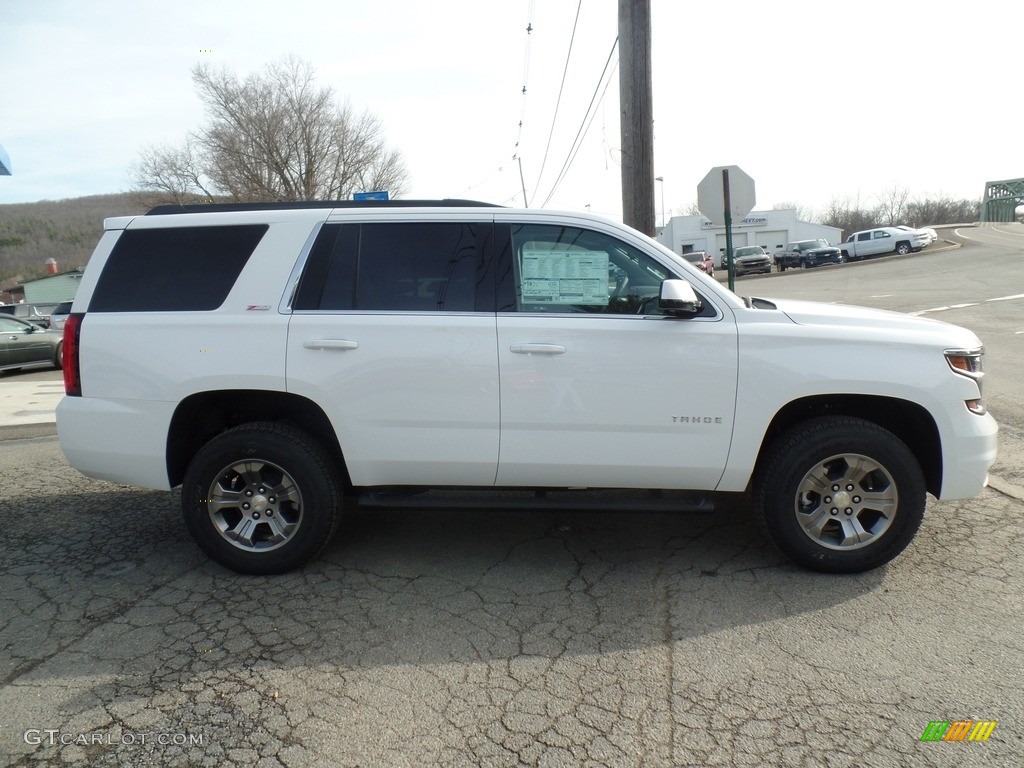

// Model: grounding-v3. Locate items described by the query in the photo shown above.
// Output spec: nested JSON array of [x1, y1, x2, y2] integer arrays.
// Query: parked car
[[732, 245, 773, 275], [840, 227, 929, 261], [682, 250, 714, 276], [0, 315, 63, 372], [48, 301, 73, 331], [774, 240, 844, 271]]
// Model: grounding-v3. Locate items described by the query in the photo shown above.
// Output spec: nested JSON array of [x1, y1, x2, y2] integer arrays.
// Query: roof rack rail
[[145, 199, 501, 215]]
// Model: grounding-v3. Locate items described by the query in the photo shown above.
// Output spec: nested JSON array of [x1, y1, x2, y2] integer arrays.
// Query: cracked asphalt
[[1, 437, 1020, 767]]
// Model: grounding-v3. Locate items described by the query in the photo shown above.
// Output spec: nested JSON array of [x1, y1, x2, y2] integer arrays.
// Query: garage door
[[758, 230, 788, 252]]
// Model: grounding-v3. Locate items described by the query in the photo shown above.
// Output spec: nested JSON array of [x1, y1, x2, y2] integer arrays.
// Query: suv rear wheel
[[182, 422, 343, 574], [754, 416, 926, 573]]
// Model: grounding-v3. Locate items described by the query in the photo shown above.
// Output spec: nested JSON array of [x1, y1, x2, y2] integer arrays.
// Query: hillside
[[0, 192, 150, 287]]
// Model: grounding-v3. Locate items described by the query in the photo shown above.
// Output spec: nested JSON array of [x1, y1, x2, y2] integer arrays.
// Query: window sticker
[[521, 250, 610, 305]]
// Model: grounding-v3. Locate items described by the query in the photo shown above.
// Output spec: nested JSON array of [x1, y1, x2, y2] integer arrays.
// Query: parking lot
[[2, 232, 1022, 767]]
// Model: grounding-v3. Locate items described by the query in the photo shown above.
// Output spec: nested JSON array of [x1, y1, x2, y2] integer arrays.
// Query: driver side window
[[509, 223, 671, 314]]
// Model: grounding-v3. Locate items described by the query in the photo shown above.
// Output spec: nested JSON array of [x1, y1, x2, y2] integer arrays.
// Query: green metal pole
[[723, 169, 735, 292]]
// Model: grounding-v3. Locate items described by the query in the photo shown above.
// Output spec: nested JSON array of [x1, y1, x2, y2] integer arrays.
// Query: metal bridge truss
[[980, 177, 1024, 222]]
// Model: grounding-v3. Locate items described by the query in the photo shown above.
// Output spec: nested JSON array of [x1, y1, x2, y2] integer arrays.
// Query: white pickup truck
[[840, 227, 929, 261]]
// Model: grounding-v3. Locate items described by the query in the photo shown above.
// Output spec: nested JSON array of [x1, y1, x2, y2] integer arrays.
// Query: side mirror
[[659, 279, 702, 316]]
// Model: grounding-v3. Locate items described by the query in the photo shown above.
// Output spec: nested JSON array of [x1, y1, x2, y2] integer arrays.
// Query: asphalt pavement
[[2, 288, 1022, 764]]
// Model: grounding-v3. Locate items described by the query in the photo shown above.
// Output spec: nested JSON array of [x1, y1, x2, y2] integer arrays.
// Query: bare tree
[[133, 138, 217, 205], [676, 200, 702, 217], [876, 185, 910, 226], [771, 200, 813, 222], [820, 195, 875, 238], [132, 57, 407, 203], [905, 195, 981, 226]]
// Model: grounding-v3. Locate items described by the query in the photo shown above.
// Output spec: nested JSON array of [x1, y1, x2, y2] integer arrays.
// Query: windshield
[[734, 246, 765, 257], [797, 240, 829, 250]]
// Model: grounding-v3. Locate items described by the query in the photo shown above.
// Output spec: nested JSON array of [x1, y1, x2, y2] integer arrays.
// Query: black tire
[[54, 341, 63, 370], [182, 422, 343, 574], [896, 241, 911, 255], [754, 416, 926, 573]]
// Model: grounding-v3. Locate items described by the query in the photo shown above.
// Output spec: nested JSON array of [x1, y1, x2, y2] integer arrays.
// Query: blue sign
[[353, 191, 389, 201]]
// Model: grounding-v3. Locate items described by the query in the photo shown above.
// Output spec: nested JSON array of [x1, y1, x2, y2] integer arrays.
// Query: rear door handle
[[510, 343, 566, 355], [303, 339, 359, 350]]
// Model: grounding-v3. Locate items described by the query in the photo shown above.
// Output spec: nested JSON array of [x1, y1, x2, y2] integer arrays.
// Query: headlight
[[945, 348, 984, 378]]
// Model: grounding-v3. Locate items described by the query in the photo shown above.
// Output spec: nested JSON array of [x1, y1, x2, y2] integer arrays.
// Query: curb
[[988, 475, 1024, 503], [0, 422, 58, 441]]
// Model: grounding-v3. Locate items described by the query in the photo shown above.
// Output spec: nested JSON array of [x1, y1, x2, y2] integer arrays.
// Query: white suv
[[58, 201, 997, 575]]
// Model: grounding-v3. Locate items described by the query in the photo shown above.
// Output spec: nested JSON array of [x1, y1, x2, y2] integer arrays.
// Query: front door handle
[[303, 339, 359, 350], [510, 343, 566, 355]]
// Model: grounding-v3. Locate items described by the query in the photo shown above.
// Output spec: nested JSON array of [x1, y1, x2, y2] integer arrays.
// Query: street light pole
[[655, 176, 664, 230]]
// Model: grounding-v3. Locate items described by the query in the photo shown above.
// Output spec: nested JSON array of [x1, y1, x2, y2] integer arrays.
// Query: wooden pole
[[618, 0, 654, 235]]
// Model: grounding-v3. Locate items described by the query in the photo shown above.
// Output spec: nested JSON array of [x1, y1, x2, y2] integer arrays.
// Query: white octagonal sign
[[697, 165, 755, 223]]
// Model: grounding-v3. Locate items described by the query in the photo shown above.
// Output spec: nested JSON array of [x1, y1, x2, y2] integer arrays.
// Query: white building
[[657, 209, 842, 268]]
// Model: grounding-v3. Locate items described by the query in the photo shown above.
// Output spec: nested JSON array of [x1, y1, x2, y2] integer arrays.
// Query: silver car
[[0, 315, 63, 373], [733, 245, 773, 276], [48, 301, 73, 331]]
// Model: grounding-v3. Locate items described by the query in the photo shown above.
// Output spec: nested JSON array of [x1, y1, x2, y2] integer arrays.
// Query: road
[[1, 229, 1022, 767]]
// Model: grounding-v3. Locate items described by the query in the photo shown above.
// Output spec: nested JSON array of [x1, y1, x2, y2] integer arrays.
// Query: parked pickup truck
[[773, 239, 844, 271], [840, 227, 929, 261]]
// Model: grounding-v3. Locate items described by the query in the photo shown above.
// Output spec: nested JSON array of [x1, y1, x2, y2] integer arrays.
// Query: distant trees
[[0, 193, 146, 284], [132, 57, 407, 204], [819, 187, 981, 237]]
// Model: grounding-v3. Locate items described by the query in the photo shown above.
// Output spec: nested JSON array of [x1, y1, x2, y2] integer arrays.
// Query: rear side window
[[89, 225, 267, 312], [294, 222, 484, 312]]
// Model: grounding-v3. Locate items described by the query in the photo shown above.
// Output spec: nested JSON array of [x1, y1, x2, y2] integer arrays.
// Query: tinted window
[[295, 222, 482, 312], [89, 225, 267, 312], [506, 223, 672, 315]]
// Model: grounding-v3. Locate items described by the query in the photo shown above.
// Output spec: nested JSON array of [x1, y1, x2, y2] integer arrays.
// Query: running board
[[356, 488, 715, 513]]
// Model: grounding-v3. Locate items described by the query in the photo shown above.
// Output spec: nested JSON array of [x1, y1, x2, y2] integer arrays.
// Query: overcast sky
[[2, 0, 1020, 221]]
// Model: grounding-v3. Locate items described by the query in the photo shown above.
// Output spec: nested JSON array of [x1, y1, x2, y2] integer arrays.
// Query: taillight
[[63, 313, 84, 396]]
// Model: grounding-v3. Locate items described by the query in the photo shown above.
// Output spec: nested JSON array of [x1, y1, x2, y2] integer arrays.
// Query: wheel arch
[[755, 395, 942, 497], [166, 390, 350, 490]]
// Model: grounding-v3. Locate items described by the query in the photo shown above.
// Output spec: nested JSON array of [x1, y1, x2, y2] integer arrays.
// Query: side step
[[356, 488, 715, 513]]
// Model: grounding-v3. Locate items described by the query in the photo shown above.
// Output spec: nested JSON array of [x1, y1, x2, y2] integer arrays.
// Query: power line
[[539, 37, 619, 209], [512, 0, 536, 167], [529, 0, 582, 206]]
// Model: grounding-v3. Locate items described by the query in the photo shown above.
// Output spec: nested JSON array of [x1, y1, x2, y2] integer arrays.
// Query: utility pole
[[618, 0, 654, 236]]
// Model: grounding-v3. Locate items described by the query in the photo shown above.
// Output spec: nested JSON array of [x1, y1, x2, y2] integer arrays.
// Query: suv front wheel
[[182, 422, 343, 574], [754, 416, 926, 573]]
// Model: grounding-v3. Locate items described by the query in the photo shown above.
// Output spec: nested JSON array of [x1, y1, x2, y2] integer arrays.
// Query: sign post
[[697, 165, 755, 292]]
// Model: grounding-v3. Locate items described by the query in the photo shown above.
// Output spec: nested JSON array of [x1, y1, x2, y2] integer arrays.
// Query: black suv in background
[[773, 240, 844, 271]]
